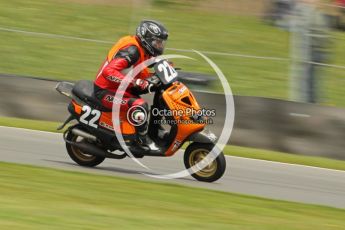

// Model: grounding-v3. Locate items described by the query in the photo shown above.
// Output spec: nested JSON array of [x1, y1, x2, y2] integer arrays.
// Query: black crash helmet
[[136, 20, 169, 56]]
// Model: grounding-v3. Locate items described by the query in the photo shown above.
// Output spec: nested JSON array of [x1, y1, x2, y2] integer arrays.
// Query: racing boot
[[136, 124, 162, 155], [138, 131, 161, 153], [129, 104, 162, 155]]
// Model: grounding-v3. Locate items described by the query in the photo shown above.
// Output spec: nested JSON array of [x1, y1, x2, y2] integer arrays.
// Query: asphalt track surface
[[1, 126, 345, 209]]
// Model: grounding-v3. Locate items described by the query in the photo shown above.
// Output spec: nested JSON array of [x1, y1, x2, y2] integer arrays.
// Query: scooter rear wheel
[[184, 143, 226, 182], [66, 130, 105, 167]]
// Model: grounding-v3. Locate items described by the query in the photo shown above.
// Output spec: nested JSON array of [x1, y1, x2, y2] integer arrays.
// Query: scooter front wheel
[[184, 143, 226, 182]]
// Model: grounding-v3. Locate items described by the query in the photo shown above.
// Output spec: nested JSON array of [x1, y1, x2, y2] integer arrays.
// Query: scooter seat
[[72, 80, 111, 112]]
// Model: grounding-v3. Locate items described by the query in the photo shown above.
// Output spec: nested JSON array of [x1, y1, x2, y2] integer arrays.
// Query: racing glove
[[134, 79, 150, 91]]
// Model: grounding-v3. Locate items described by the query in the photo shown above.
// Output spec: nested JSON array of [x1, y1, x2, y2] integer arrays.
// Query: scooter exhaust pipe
[[69, 141, 127, 159], [72, 128, 97, 142], [68, 128, 126, 159]]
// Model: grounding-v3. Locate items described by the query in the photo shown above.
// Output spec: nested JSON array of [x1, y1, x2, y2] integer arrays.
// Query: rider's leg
[[93, 86, 115, 110], [127, 97, 160, 151], [95, 87, 160, 152]]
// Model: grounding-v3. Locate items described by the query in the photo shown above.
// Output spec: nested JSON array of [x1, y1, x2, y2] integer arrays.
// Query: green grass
[[0, 116, 62, 133], [0, 162, 344, 230], [1, 116, 344, 171], [0, 0, 344, 106]]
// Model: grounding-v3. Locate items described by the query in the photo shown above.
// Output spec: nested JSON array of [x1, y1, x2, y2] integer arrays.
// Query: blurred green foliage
[[0, 0, 344, 106]]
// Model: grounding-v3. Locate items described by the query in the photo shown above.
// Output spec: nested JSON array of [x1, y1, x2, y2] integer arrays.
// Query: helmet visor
[[151, 37, 167, 54]]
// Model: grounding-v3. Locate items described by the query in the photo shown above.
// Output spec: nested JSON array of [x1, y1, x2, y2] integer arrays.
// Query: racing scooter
[[56, 60, 226, 182]]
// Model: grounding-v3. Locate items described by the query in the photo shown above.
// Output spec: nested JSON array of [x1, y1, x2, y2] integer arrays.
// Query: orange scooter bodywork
[[71, 101, 136, 135], [71, 81, 205, 156], [162, 82, 206, 156]]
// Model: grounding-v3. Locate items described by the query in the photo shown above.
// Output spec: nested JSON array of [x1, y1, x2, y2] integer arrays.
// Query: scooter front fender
[[186, 129, 217, 144]]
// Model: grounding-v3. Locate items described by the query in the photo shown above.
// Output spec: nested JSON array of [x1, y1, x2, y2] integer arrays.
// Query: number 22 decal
[[158, 61, 178, 82], [80, 105, 101, 128]]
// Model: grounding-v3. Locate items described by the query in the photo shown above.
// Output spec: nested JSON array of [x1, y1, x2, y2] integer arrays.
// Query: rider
[[94, 20, 168, 152]]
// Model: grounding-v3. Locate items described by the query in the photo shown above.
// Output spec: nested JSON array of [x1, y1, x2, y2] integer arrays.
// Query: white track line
[[1, 125, 344, 174], [321, 3, 345, 9], [0, 125, 61, 135], [1, 26, 345, 69], [229, 155, 345, 174], [0, 26, 285, 61], [0, 27, 113, 44], [167, 48, 288, 61]]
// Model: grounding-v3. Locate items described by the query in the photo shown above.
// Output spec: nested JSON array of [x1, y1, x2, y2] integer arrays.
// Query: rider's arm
[[102, 45, 140, 86]]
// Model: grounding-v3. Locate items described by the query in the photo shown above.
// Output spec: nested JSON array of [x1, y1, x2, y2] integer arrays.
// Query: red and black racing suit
[[94, 35, 152, 134]]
